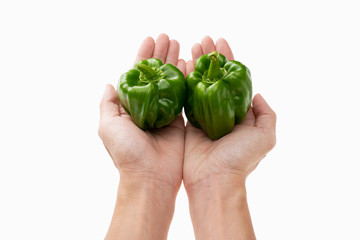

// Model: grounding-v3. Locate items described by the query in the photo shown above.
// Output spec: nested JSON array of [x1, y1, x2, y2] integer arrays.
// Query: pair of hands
[[99, 34, 276, 240], [99, 33, 276, 194]]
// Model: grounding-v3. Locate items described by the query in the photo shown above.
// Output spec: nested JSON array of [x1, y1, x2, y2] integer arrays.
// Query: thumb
[[253, 94, 276, 130], [100, 84, 120, 120]]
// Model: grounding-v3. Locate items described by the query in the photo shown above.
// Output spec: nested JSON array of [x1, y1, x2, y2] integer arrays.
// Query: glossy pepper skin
[[117, 58, 186, 130], [185, 51, 252, 140]]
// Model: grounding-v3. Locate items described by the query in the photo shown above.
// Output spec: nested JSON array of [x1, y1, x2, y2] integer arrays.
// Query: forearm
[[187, 180, 255, 240], [105, 175, 178, 240]]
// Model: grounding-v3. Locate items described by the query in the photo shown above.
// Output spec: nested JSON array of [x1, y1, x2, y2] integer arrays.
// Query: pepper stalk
[[207, 51, 223, 81], [137, 63, 157, 80]]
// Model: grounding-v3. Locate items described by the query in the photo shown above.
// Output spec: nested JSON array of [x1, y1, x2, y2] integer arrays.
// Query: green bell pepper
[[185, 51, 252, 140], [117, 58, 186, 130]]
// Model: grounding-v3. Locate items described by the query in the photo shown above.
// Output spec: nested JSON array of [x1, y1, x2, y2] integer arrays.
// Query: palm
[[183, 37, 276, 187], [99, 34, 186, 188], [184, 111, 272, 185], [108, 113, 184, 184]]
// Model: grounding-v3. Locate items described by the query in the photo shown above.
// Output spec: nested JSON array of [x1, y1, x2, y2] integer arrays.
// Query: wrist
[[118, 174, 178, 208], [119, 169, 181, 200], [117, 182, 177, 224], [105, 178, 177, 240], [186, 177, 247, 209], [118, 172, 178, 220], [186, 178, 255, 240], [186, 175, 248, 223], [185, 173, 247, 200]]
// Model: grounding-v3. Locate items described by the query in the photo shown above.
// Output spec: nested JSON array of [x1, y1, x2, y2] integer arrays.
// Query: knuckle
[[97, 127, 103, 138], [260, 127, 276, 150], [269, 135, 276, 150], [273, 111, 277, 122], [98, 123, 105, 139], [260, 127, 271, 135], [267, 131, 276, 150]]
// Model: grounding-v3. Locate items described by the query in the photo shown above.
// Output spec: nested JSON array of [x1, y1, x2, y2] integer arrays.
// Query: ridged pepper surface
[[117, 58, 186, 130], [185, 51, 252, 140]]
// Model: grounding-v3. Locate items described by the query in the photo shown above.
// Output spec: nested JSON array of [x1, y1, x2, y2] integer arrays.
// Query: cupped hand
[[183, 36, 277, 192], [98, 34, 186, 193]]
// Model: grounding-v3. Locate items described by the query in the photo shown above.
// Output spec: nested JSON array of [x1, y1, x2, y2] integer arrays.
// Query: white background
[[1, 0, 359, 239]]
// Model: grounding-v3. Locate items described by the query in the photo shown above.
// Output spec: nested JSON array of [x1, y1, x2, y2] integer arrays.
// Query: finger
[[165, 39, 180, 65], [216, 38, 234, 60], [185, 60, 194, 77], [253, 94, 276, 129], [153, 33, 170, 63], [242, 107, 256, 125], [191, 43, 203, 62], [177, 59, 186, 76], [135, 36, 155, 63], [201, 36, 216, 54], [100, 84, 121, 120]]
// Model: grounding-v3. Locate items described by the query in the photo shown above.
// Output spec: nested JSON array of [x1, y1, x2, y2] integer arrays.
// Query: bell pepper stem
[[208, 51, 222, 80], [137, 63, 156, 80]]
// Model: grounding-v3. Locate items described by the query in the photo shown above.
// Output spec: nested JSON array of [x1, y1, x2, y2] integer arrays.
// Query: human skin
[[183, 36, 277, 240], [98, 34, 186, 240], [99, 34, 277, 240]]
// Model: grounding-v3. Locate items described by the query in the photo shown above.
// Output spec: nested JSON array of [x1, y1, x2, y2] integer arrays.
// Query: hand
[[183, 36, 277, 191], [183, 36, 277, 240], [99, 34, 186, 240], [99, 33, 186, 192]]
